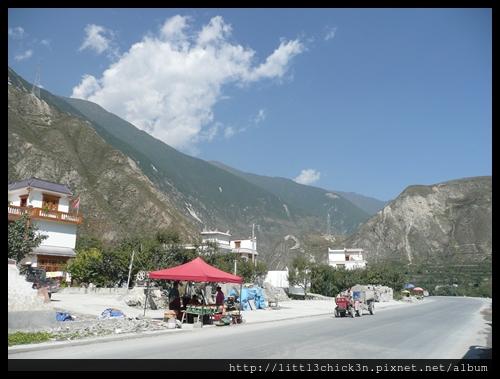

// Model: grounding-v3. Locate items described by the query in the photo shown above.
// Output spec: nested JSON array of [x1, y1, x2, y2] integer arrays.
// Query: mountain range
[[8, 66, 492, 281]]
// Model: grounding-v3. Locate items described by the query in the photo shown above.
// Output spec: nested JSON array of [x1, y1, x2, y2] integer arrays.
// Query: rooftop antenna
[[31, 60, 42, 98]]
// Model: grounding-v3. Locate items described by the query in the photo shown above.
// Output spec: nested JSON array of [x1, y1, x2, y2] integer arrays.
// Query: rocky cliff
[[342, 176, 492, 266]]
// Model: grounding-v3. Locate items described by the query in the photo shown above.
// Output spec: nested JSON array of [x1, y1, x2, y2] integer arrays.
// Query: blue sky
[[8, 8, 492, 201]]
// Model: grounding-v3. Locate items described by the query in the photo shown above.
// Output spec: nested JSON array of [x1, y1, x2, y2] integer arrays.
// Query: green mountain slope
[[8, 74, 198, 243], [209, 160, 370, 236]]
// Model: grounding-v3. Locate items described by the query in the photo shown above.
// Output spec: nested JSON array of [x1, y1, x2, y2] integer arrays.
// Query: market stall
[[148, 257, 243, 327]]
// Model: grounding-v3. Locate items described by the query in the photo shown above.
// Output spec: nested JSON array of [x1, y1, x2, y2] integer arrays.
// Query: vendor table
[[180, 304, 223, 325]]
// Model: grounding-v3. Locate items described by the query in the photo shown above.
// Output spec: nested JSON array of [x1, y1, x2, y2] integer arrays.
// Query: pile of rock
[[48, 313, 171, 340]]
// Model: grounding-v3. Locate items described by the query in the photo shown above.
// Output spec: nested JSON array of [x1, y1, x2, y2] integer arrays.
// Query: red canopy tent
[[148, 257, 242, 283], [148, 257, 242, 327]]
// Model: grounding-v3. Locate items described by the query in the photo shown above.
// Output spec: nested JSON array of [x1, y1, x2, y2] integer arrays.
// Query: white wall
[[264, 270, 289, 288], [9, 189, 72, 212], [32, 219, 77, 249]]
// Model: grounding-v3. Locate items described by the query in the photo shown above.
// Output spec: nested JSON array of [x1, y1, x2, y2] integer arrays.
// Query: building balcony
[[8, 205, 82, 225]]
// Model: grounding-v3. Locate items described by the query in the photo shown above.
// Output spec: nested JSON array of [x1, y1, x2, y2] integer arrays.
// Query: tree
[[65, 247, 104, 286], [233, 259, 268, 284], [8, 213, 48, 264], [287, 255, 314, 299], [253, 261, 269, 286], [310, 264, 338, 297]]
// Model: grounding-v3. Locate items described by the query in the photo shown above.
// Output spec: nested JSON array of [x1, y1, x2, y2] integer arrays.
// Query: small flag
[[72, 196, 81, 209]]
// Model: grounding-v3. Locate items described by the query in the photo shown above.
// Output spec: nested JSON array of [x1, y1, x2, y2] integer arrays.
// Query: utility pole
[[252, 223, 259, 267], [126, 249, 135, 292]]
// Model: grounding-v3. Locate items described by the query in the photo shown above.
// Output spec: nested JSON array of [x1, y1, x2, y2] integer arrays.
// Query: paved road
[[9, 295, 491, 360]]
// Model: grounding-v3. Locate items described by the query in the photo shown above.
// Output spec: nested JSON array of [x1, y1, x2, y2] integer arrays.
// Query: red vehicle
[[334, 296, 354, 317]]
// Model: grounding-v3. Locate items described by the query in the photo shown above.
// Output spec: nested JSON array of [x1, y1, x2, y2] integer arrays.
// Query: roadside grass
[[8, 329, 113, 346]]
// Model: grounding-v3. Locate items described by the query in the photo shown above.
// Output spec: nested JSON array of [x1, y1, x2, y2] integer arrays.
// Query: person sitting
[[187, 294, 201, 323], [189, 294, 201, 305]]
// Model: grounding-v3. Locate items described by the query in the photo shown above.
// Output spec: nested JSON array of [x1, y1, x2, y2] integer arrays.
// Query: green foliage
[[8, 213, 48, 263], [202, 252, 234, 275], [431, 281, 492, 298], [76, 235, 105, 251], [307, 259, 490, 299], [363, 263, 405, 291], [235, 259, 269, 284], [68, 230, 257, 289], [8, 329, 115, 346], [288, 256, 314, 299], [66, 248, 105, 286], [8, 331, 54, 346], [309, 265, 379, 297], [253, 260, 269, 285], [310, 264, 339, 297]]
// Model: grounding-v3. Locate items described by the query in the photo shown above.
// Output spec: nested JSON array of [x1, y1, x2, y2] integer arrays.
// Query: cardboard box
[[164, 310, 178, 320]]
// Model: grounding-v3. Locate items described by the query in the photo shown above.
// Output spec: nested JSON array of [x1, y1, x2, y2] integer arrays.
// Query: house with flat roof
[[328, 247, 367, 270], [8, 177, 82, 281], [184, 229, 259, 264]]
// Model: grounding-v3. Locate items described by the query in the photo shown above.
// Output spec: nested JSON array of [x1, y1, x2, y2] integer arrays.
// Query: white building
[[328, 248, 367, 270], [186, 229, 259, 263], [8, 178, 82, 281]]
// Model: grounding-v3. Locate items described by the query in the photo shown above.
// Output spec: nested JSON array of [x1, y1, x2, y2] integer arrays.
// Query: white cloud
[[224, 125, 235, 139], [254, 109, 267, 123], [78, 24, 118, 57], [71, 15, 306, 155], [8, 27, 25, 39], [40, 39, 50, 46], [243, 38, 305, 83], [324, 26, 337, 41], [71, 74, 102, 99], [294, 169, 321, 185], [15, 50, 33, 61]]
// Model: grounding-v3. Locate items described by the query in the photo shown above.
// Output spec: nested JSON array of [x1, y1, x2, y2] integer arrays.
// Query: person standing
[[169, 281, 181, 320], [215, 286, 225, 306]]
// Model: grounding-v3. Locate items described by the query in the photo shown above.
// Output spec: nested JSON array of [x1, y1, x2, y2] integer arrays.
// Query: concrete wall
[[8, 264, 56, 332], [9, 310, 57, 332], [8, 265, 53, 312]]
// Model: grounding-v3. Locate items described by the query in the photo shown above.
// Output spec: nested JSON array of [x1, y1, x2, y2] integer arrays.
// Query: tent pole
[[143, 279, 149, 317], [200, 283, 207, 328]]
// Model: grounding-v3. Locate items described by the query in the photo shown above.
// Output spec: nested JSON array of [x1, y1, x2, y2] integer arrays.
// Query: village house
[[185, 229, 259, 264], [8, 178, 82, 281], [328, 247, 367, 270]]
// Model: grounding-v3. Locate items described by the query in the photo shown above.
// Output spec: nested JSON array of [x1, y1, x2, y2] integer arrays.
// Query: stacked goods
[[164, 310, 178, 321], [189, 304, 223, 314], [214, 315, 232, 326]]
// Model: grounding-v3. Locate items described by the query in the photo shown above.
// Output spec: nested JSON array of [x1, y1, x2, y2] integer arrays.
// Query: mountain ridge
[[8, 66, 492, 281]]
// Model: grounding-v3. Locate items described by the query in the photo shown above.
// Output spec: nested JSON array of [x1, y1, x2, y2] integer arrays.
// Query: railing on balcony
[[8, 205, 82, 224]]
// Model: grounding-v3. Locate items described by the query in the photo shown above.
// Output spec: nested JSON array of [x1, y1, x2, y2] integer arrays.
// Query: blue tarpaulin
[[56, 312, 74, 322], [228, 286, 266, 311]]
